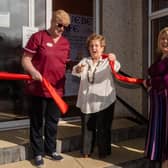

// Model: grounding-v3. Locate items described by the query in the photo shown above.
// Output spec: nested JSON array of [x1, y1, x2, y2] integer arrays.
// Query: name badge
[[46, 42, 53, 47]]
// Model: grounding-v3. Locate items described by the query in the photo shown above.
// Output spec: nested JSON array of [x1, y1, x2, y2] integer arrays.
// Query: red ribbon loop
[[102, 54, 144, 84]]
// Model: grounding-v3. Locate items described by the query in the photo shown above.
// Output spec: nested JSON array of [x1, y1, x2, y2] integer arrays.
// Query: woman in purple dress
[[143, 27, 168, 168]]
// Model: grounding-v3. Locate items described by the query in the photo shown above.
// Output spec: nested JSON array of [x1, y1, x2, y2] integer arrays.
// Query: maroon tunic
[[24, 30, 70, 97]]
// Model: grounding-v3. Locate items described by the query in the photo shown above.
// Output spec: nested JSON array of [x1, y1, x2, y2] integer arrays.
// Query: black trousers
[[81, 103, 115, 157], [28, 96, 60, 157]]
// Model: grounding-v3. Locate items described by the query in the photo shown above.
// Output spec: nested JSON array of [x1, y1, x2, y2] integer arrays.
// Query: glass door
[[0, 0, 29, 122], [0, 0, 47, 130]]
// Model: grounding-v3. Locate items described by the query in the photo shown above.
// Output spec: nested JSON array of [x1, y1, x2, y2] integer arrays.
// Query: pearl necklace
[[86, 60, 100, 84]]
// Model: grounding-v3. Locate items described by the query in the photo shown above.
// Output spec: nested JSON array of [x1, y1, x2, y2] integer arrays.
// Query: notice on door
[[0, 12, 10, 28], [22, 26, 39, 47]]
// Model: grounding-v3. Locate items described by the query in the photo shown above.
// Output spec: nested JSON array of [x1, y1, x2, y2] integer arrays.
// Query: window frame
[[148, 0, 168, 66]]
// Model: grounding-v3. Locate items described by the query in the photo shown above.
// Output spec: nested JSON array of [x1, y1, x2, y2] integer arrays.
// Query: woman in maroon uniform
[[21, 9, 70, 167]]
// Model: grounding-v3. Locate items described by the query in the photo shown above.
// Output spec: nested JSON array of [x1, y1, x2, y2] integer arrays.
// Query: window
[[148, 0, 168, 64], [152, 0, 168, 12], [151, 15, 168, 62]]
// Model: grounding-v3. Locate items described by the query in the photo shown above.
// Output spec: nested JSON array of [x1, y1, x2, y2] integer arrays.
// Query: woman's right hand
[[75, 64, 85, 73], [30, 70, 43, 81], [22, 52, 43, 81]]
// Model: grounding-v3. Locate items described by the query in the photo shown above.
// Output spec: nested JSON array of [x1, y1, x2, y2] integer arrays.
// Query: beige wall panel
[[102, 0, 144, 118]]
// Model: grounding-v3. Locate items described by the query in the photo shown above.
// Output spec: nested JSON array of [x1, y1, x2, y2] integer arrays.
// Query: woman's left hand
[[108, 53, 116, 61]]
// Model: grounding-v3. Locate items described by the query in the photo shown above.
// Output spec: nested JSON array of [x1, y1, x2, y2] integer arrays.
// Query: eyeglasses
[[56, 23, 67, 29]]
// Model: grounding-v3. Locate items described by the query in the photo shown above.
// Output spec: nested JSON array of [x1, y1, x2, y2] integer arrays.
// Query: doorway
[[0, 0, 95, 130]]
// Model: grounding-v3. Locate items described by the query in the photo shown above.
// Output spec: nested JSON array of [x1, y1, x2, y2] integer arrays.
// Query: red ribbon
[[102, 54, 144, 84], [0, 72, 68, 114]]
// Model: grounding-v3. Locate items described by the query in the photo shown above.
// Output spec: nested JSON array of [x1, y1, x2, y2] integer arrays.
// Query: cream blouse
[[72, 57, 121, 114]]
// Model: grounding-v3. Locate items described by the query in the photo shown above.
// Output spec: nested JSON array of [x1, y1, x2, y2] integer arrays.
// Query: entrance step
[[57, 118, 147, 153], [0, 118, 147, 165], [0, 138, 161, 168]]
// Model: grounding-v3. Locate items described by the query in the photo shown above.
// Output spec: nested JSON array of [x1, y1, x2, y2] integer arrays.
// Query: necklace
[[86, 60, 100, 84]]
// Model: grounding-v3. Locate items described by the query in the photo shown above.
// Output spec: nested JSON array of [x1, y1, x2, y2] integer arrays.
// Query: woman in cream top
[[72, 33, 120, 158]]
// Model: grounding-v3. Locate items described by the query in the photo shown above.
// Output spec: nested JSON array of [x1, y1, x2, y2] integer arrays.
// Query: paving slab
[[0, 137, 145, 168]]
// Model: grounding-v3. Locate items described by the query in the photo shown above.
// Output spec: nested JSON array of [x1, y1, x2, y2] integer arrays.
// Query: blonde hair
[[86, 33, 106, 49], [157, 27, 168, 53], [52, 9, 71, 26]]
